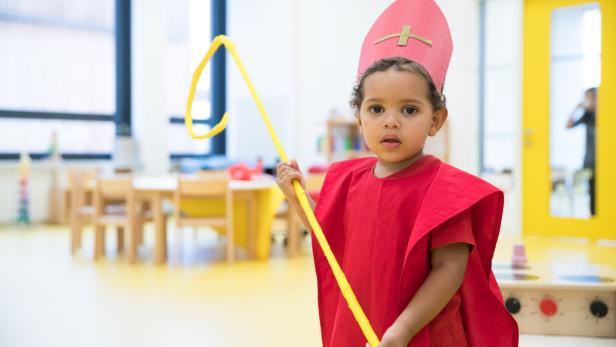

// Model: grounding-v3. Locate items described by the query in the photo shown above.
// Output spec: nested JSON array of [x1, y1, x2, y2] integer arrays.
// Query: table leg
[[287, 205, 300, 257], [226, 190, 235, 264], [246, 192, 257, 259], [94, 224, 105, 261], [116, 226, 124, 253], [153, 193, 166, 264]]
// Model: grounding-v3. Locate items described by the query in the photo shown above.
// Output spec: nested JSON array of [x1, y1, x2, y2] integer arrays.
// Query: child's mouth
[[380, 136, 401, 148]]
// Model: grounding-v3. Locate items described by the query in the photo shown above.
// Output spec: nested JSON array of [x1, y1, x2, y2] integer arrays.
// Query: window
[[167, 0, 220, 159], [0, 0, 116, 158], [479, 0, 522, 173]]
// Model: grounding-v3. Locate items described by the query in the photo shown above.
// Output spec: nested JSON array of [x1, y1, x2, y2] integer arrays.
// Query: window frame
[[0, 0, 227, 161], [170, 0, 226, 160], [0, 0, 126, 161]]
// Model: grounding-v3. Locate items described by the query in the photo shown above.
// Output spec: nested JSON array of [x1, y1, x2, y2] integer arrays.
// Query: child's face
[[357, 68, 447, 170]]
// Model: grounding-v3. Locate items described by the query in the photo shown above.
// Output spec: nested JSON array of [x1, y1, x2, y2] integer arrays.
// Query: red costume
[[309, 1, 518, 345], [312, 156, 518, 346]]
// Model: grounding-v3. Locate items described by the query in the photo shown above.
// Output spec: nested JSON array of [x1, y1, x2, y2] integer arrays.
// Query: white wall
[[226, 0, 299, 164], [481, 0, 524, 236], [226, 0, 523, 236], [131, 0, 169, 175], [228, 0, 481, 171]]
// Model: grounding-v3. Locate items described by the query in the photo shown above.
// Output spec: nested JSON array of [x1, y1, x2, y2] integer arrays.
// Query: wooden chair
[[284, 173, 325, 256], [92, 177, 135, 261], [68, 169, 98, 254], [173, 175, 234, 263], [197, 170, 229, 179]]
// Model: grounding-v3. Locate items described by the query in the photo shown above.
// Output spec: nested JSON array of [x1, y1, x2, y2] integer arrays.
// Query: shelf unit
[[325, 119, 372, 162], [324, 118, 450, 163]]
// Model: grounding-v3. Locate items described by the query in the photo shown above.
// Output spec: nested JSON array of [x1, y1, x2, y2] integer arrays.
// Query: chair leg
[[136, 220, 144, 246], [287, 209, 300, 257], [226, 192, 235, 264], [94, 225, 105, 260], [70, 218, 82, 255], [128, 220, 138, 264], [117, 226, 125, 254]]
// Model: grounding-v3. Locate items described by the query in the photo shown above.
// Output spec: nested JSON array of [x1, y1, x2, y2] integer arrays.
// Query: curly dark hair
[[350, 57, 446, 111]]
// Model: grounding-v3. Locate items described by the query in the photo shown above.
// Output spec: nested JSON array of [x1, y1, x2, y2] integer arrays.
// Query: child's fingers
[[278, 163, 300, 176], [290, 159, 301, 171], [276, 162, 290, 174], [277, 162, 298, 175], [281, 170, 303, 184], [276, 168, 297, 182]]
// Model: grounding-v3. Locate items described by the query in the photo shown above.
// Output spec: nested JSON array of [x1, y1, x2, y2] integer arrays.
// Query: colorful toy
[[512, 243, 528, 269], [17, 151, 31, 225], [228, 158, 263, 181]]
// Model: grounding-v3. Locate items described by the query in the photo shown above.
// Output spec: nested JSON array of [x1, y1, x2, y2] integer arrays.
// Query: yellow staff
[[185, 35, 380, 347]]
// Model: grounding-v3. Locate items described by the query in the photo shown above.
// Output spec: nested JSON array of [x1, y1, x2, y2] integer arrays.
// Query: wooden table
[[132, 176, 280, 264], [131, 177, 175, 264]]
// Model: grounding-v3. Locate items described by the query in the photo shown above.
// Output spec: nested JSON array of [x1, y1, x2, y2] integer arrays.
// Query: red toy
[[227, 158, 263, 181]]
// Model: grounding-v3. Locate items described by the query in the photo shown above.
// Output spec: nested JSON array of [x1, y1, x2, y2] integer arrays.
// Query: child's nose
[[382, 112, 401, 128]]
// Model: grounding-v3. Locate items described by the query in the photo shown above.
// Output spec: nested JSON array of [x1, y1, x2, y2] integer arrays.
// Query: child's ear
[[429, 108, 448, 137], [355, 112, 363, 133]]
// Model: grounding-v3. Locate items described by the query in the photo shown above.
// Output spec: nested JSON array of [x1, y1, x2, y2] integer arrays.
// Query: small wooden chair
[[92, 177, 135, 261], [68, 169, 98, 254], [197, 170, 229, 179], [173, 175, 234, 263], [284, 173, 325, 256]]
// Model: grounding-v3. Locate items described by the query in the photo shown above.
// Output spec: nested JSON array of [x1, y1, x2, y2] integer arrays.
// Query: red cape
[[312, 157, 518, 346]]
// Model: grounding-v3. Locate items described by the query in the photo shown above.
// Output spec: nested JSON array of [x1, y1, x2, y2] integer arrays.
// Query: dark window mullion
[[0, 110, 113, 122], [211, 0, 226, 155], [115, 0, 131, 136]]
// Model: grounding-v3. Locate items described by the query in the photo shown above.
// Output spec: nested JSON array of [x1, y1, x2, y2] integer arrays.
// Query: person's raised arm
[[567, 102, 585, 128]]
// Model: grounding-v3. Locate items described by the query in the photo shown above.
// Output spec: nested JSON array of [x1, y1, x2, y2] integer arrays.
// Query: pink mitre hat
[[357, 0, 453, 93]]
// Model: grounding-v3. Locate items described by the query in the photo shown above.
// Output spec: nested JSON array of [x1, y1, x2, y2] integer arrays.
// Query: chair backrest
[[93, 176, 134, 225], [68, 169, 98, 209], [96, 177, 133, 201], [197, 170, 229, 180], [174, 175, 230, 225], [177, 175, 228, 198]]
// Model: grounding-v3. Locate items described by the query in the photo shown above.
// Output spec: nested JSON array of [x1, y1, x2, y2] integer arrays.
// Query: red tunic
[[312, 155, 518, 346]]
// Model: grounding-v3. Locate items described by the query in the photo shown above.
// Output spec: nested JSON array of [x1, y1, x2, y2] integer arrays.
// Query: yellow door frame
[[522, 0, 616, 239]]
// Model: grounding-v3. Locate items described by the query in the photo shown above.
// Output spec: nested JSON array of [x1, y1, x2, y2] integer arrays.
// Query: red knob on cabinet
[[539, 298, 558, 316]]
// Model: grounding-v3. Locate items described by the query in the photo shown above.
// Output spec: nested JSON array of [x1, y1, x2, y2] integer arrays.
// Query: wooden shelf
[[325, 118, 369, 162]]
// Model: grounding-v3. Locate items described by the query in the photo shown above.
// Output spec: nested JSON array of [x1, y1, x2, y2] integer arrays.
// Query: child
[[276, 0, 518, 346]]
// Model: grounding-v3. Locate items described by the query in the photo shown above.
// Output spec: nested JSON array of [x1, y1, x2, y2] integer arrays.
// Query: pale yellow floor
[[0, 225, 322, 347], [1, 225, 615, 347]]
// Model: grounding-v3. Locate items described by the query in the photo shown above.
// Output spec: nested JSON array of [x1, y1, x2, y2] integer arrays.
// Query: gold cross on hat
[[374, 25, 432, 46]]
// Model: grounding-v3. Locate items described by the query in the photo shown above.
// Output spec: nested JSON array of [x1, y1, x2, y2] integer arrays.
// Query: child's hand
[[367, 324, 412, 347], [275, 159, 305, 200]]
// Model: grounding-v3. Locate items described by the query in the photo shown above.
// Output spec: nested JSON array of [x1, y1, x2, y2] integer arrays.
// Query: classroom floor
[[0, 225, 614, 347]]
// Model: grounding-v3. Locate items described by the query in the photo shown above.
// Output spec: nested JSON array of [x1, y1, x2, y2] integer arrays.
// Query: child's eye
[[402, 106, 417, 115], [369, 105, 385, 114]]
